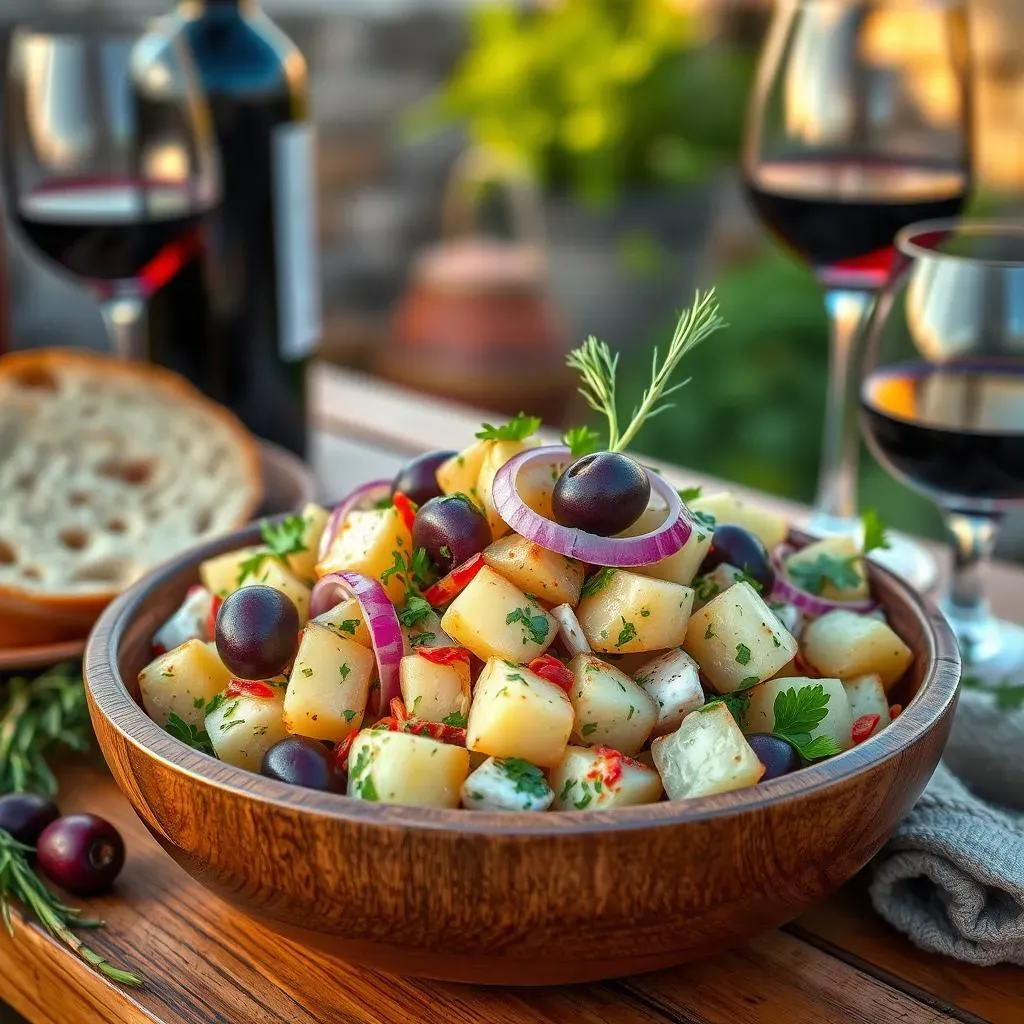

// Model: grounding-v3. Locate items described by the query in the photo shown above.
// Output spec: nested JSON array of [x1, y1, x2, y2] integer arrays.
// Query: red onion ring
[[770, 545, 877, 617], [492, 446, 692, 566], [317, 479, 392, 563], [311, 571, 404, 711]]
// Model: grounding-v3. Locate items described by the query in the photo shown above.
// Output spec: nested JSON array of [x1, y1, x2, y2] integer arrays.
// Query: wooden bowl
[[83, 525, 960, 985]]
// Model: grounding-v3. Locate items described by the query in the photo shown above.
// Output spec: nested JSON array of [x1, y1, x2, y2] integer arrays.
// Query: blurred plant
[[413, 0, 754, 205], [614, 247, 944, 540]]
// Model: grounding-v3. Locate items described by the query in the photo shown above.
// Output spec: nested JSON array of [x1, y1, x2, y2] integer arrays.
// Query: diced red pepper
[[423, 553, 486, 608], [889, 704, 902, 719], [851, 713, 881, 744], [334, 733, 356, 772], [227, 679, 277, 700], [389, 697, 410, 722], [587, 745, 646, 788], [392, 492, 417, 533], [206, 594, 223, 643], [418, 646, 471, 667], [371, 698, 467, 746], [528, 655, 574, 694], [151, 643, 167, 657]]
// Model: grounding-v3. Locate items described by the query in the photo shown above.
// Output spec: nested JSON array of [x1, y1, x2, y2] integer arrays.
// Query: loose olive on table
[[0, 793, 60, 847], [215, 584, 300, 680], [413, 495, 492, 574], [552, 451, 651, 537], [36, 814, 125, 896], [391, 449, 458, 508]]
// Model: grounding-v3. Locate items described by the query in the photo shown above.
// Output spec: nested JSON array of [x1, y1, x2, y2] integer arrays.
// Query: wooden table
[[3, 365, 1024, 1024]]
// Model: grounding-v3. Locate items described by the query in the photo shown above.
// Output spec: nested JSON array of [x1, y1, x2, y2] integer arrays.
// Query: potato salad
[[139, 291, 914, 812]]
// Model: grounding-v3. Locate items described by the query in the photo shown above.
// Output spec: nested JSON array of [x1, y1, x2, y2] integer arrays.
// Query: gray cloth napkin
[[870, 687, 1024, 965]]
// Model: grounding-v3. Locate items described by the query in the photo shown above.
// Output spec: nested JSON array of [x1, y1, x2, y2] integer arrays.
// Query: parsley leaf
[[678, 486, 702, 503], [236, 514, 309, 585], [861, 507, 891, 556], [770, 684, 842, 763], [380, 548, 432, 600], [476, 412, 541, 442], [701, 689, 752, 727], [562, 425, 602, 459], [497, 757, 549, 799], [735, 643, 752, 665], [398, 595, 433, 628], [581, 567, 616, 598], [337, 619, 361, 636], [581, 722, 598, 736], [691, 509, 716, 531], [787, 554, 863, 595], [615, 618, 637, 648], [734, 569, 763, 593], [350, 747, 378, 801], [506, 607, 550, 645], [441, 711, 467, 728], [165, 713, 215, 756], [409, 631, 435, 648]]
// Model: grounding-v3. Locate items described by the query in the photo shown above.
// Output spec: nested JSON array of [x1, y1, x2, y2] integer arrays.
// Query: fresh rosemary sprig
[[565, 289, 727, 452], [0, 663, 91, 797], [0, 829, 143, 986]]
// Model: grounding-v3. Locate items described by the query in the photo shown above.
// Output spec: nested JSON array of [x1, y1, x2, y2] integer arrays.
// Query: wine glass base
[[952, 617, 1024, 687], [800, 511, 940, 592]]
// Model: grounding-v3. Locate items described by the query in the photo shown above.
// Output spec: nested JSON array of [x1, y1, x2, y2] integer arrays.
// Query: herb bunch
[[0, 663, 91, 797], [0, 829, 142, 986]]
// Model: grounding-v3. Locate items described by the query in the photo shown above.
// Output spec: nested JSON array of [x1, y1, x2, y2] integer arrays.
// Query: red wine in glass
[[744, 157, 969, 290], [861, 361, 1024, 503], [16, 179, 213, 286]]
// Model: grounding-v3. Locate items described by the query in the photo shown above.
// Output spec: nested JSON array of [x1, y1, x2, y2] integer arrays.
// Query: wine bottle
[[135, 0, 320, 456]]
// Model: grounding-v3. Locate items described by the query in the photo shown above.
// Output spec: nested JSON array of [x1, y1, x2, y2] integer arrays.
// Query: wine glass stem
[[941, 509, 1001, 659], [810, 288, 874, 533], [99, 287, 146, 361]]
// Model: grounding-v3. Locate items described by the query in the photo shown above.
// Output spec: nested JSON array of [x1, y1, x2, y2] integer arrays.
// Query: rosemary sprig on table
[[0, 663, 91, 797], [0, 829, 143, 986], [565, 289, 727, 454]]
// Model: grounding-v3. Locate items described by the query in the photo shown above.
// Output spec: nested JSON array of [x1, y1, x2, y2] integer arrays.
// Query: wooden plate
[[0, 441, 318, 673]]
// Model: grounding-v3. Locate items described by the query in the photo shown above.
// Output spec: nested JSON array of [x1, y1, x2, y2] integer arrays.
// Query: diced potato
[[683, 582, 797, 693], [743, 677, 854, 754], [601, 650, 669, 676], [551, 603, 590, 657], [348, 730, 469, 808], [576, 570, 694, 654], [652, 704, 764, 800], [549, 745, 663, 811], [802, 609, 913, 689], [436, 439, 491, 504], [239, 560, 311, 625], [440, 565, 556, 662], [466, 658, 573, 767], [516, 452, 570, 520], [689, 492, 789, 550], [283, 623, 375, 741], [461, 756, 554, 812], [402, 608, 453, 652], [313, 596, 371, 647], [153, 586, 215, 651], [619, 505, 714, 588], [477, 438, 540, 539], [139, 639, 233, 729], [206, 692, 289, 771], [633, 648, 705, 735], [284, 503, 330, 584], [483, 535, 585, 607], [199, 546, 265, 599], [316, 507, 413, 604], [567, 654, 657, 755], [844, 674, 892, 738], [785, 536, 869, 602], [400, 653, 470, 723]]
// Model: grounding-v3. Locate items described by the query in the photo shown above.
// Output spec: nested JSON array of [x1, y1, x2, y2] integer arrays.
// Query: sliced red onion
[[317, 479, 392, 563], [770, 545, 877, 617], [311, 572, 404, 711], [492, 446, 692, 566]]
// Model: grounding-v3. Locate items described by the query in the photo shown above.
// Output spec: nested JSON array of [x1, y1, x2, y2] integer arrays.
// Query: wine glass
[[743, 0, 973, 588], [860, 219, 1024, 682], [2, 13, 218, 360]]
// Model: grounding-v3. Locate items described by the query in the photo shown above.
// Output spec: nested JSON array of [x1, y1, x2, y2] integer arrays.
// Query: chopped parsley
[[350, 746, 378, 801], [678, 486, 702, 503], [442, 711, 467, 728], [626, 705, 636, 720], [506, 607, 550, 646], [381, 548, 432, 596], [771, 635, 781, 648], [615, 618, 637, 648], [787, 508, 890, 594], [506, 673, 525, 683], [409, 631, 435, 648], [563, 424, 602, 458], [735, 643, 752, 665], [339, 664, 351, 680], [704, 622, 716, 640], [734, 569, 763, 593], [219, 719, 245, 733], [558, 778, 577, 801], [739, 675, 760, 688], [166, 713, 214, 756], [236, 514, 309, 584], [301, 666, 313, 678], [694, 576, 720, 602], [701, 689, 752, 727], [193, 697, 205, 709], [581, 567, 616, 599], [574, 789, 593, 810], [203, 693, 227, 717], [343, 709, 357, 723], [691, 509, 716, 532], [771, 684, 841, 762], [476, 412, 542, 442], [337, 619, 361, 636], [639, 609, 651, 618], [581, 722, 598, 736], [496, 757, 549, 799]]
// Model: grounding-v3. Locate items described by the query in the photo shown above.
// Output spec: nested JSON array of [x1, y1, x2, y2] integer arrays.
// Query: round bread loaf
[[0, 349, 263, 647]]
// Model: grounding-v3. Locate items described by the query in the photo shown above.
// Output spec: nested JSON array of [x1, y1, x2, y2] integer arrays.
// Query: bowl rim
[[84, 522, 961, 836]]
